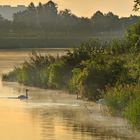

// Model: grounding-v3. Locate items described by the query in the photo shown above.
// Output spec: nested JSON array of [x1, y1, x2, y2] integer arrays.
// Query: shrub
[[124, 97, 140, 128], [104, 85, 139, 115], [2, 70, 17, 82], [69, 68, 83, 93], [125, 20, 140, 52], [47, 61, 71, 89]]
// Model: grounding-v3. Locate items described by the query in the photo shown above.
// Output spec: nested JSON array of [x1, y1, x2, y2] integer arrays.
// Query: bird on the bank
[[96, 99, 106, 105]]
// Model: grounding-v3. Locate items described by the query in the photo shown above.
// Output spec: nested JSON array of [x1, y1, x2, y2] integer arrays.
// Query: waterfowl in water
[[18, 89, 29, 99]]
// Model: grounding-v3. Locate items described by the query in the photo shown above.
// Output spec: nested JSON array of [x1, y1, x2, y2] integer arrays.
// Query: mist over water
[[0, 49, 138, 140]]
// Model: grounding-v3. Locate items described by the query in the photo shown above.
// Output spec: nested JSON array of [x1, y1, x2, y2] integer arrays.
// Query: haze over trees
[[12, 1, 139, 34], [0, 0, 139, 48], [0, 5, 26, 20]]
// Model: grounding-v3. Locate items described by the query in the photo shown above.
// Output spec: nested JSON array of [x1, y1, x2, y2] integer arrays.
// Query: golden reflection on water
[[0, 100, 41, 140], [0, 49, 136, 140]]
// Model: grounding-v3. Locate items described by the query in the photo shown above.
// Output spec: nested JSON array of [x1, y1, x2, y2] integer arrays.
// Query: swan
[[18, 89, 29, 99]]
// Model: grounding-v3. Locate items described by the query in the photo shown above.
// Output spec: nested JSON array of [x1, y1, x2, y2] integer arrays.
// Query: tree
[[39, 1, 58, 31], [134, 0, 140, 11], [59, 9, 78, 34], [104, 12, 120, 31], [91, 11, 105, 32], [44, 0, 58, 16], [77, 17, 92, 34], [0, 14, 11, 30], [27, 2, 37, 26], [13, 2, 37, 29], [91, 11, 121, 33]]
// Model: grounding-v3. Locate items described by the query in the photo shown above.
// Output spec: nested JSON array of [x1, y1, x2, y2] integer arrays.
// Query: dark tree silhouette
[[13, 2, 37, 29], [134, 0, 140, 11], [0, 0, 136, 47]]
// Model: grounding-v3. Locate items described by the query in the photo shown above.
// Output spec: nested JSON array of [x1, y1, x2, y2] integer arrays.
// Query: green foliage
[[39, 66, 50, 87], [106, 40, 128, 54], [104, 84, 140, 128], [69, 68, 84, 94], [125, 53, 140, 83], [47, 61, 71, 89], [62, 41, 102, 68], [2, 70, 17, 82], [47, 62, 63, 88], [124, 97, 140, 128], [78, 61, 108, 100], [104, 85, 136, 113], [3, 51, 55, 88], [72, 56, 130, 100], [126, 20, 140, 52]]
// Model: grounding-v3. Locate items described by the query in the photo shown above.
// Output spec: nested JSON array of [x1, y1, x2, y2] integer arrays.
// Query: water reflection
[[0, 50, 139, 140], [0, 81, 136, 140], [27, 106, 130, 140]]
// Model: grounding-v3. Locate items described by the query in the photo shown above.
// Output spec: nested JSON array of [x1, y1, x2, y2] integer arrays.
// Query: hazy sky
[[0, 0, 138, 17]]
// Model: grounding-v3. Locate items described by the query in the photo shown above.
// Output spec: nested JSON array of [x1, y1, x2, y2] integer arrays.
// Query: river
[[0, 49, 139, 140]]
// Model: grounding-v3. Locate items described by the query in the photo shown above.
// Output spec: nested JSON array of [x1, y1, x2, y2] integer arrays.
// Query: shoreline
[[79, 101, 140, 139], [2, 81, 140, 139], [0, 48, 71, 52]]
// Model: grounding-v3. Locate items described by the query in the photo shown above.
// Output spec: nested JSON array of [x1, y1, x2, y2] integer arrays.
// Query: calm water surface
[[0, 49, 138, 140]]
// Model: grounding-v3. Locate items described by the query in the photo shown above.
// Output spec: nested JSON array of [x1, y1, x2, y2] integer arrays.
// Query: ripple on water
[[24, 102, 80, 109]]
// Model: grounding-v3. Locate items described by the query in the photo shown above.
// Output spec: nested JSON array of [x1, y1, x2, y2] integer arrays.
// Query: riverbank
[[1, 81, 140, 140], [1, 82, 140, 140], [2, 38, 140, 129], [78, 102, 140, 140], [2, 18, 140, 129]]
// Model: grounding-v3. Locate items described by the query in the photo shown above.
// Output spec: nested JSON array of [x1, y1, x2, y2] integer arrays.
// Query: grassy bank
[[2, 21, 140, 128]]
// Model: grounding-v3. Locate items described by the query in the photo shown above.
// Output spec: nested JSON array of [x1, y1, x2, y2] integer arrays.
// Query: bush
[[2, 70, 17, 82], [80, 62, 108, 100], [104, 85, 140, 115], [125, 20, 140, 52], [47, 61, 71, 89], [69, 68, 83, 93], [124, 97, 140, 128]]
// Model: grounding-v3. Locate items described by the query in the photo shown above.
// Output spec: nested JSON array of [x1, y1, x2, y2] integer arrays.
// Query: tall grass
[[124, 97, 140, 128], [104, 84, 140, 128]]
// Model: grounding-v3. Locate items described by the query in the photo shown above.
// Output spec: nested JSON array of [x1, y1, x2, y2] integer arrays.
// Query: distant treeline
[[11, 1, 138, 33], [1, 1, 139, 33], [0, 1, 139, 48]]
